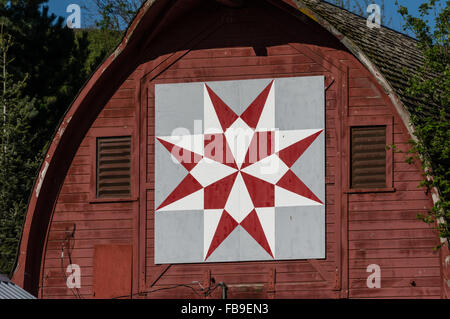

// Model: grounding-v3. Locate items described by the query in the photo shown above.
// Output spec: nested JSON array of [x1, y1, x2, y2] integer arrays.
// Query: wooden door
[[93, 245, 133, 299]]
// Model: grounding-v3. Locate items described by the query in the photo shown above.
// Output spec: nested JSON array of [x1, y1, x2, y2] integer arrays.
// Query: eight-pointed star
[[156, 81, 324, 260]]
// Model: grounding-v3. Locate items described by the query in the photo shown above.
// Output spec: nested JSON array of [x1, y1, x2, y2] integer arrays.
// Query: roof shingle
[[299, 0, 434, 119]]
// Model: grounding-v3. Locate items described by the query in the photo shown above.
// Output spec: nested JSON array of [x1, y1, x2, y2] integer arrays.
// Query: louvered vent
[[351, 126, 386, 189], [96, 136, 131, 198]]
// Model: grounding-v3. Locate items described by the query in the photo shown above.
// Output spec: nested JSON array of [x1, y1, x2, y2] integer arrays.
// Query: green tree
[[75, 28, 123, 74], [398, 0, 449, 245], [85, 0, 145, 31], [0, 23, 40, 274], [0, 0, 93, 273], [0, 0, 92, 151], [80, 0, 136, 73]]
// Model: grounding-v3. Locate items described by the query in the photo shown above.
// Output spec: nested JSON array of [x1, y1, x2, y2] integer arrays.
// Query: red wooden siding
[[37, 1, 441, 299], [338, 51, 441, 299], [40, 74, 141, 298], [93, 245, 133, 299]]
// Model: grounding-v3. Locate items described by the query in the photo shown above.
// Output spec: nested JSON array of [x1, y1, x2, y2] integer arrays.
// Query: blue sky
[[44, 0, 92, 28], [43, 0, 443, 33], [383, 0, 444, 33]]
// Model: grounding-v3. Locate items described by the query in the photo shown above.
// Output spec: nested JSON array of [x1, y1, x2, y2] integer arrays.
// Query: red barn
[[12, 0, 450, 299]]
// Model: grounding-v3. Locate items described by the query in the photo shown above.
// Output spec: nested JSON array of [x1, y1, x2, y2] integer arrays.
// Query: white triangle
[[255, 207, 275, 257], [275, 185, 323, 207], [157, 134, 204, 156], [190, 158, 237, 187], [241, 154, 288, 184], [224, 118, 254, 168], [255, 82, 275, 132], [204, 84, 223, 134], [203, 209, 223, 259], [225, 173, 254, 223], [275, 129, 324, 153], [157, 188, 204, 212]]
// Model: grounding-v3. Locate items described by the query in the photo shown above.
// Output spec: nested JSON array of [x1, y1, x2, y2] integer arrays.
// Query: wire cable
[[111, 280, 226, 299], [59, 229, 83, 299], [112, 283, 203, 299], [60, 243, 81, 299]]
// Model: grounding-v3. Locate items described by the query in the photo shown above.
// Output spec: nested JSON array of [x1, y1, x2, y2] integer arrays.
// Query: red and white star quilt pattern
[[155, 79, 324, 261]]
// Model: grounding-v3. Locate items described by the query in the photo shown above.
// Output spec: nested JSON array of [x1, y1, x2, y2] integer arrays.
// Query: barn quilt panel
[[154, 77, 325, 264]]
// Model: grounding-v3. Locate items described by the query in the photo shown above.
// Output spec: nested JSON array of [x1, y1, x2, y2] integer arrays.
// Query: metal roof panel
[[0, 279, 36, 299]]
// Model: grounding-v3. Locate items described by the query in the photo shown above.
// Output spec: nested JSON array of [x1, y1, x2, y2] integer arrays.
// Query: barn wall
[[38, 72, 143, 298], [145, 45, 339, 299], [38, 1, 441, 299], [336, 56, 441, 299]]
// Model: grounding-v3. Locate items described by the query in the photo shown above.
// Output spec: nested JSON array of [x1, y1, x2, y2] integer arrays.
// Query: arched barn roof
[[12, 0, 430, 295], [297, 0, 429, 134]]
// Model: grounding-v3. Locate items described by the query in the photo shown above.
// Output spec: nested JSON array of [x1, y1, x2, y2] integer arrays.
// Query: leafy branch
[[397, 0, 449, 246]]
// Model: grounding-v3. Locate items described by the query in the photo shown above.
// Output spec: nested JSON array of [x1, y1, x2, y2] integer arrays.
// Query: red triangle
[[276, 170, 323, 204], [240, 209, 274, 258], [157, 138, 203, 172], [205, 84, 239, 132], [240, 80, 274, 129], [204, 133, 238, 169], [241, 131, 275, 169], [240, 172, 275, 208], [204, 210, 238, 261], [157, 174, 203, 210], [278, 130, 323, 168], [204, 172, 238, 210]]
